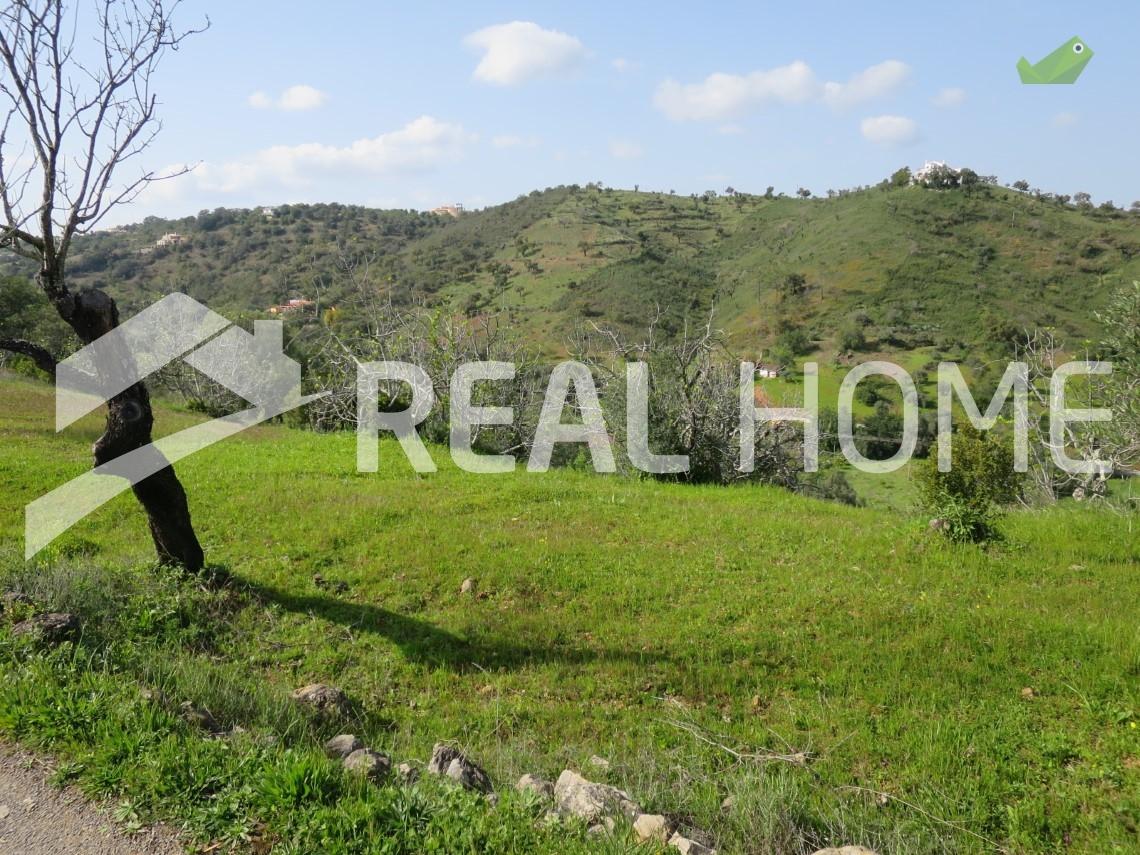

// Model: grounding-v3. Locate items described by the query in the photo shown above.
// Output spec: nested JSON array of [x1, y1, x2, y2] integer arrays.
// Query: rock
[[720, 795, 735, 812], [291, 683, 349, 717], [810, 849, 880, 855], [324, 734, 364, 759], [553, 769, 641, 825], [633, 813, 674, 844], [928, 518, 947, 532], [427, 743, 493, 793], [669, 831, 717, 855], [11, 612, 80, 643], [0, 591, 32, 614], [179, 701, 220, 733], [460, 577, 477, 595], [396, 762, 419, 784], [516, 773, 554, 800], [587, 817, 616, 835], [587, 754, 610, 771], [343, 748, 391, 783]]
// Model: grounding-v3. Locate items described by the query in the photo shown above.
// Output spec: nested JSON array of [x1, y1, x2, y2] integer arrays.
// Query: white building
[[913, 161, 959, 185]]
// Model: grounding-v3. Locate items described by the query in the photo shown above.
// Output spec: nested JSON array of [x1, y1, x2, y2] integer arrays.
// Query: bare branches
[[571, 304, 803, 485], [0, 0, 206, 279], [1016, 329, 1113, 502], [661, 713, 811, 769]]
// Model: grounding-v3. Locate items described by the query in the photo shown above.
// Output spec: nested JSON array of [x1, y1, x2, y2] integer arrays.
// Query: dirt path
[[0, 744, 183, 854]]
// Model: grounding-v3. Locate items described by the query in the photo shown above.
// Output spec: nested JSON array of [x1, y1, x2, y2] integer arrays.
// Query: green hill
[[5, 181, 1139, 359]]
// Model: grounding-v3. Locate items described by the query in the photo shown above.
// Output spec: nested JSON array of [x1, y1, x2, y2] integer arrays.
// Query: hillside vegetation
[[4, 181, 1138, 358], [1, 375, 1137, 854]]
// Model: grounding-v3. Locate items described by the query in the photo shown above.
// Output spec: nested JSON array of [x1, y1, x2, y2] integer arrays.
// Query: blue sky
[[119, 0, 1140, 223]]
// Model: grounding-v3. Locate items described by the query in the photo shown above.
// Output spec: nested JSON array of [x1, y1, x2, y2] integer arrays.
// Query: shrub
[[837, 324, 866, 352], [915, 425, 1022, 542]]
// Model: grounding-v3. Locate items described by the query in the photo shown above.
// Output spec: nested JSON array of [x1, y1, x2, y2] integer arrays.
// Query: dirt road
[[0, 744, 183, 854]]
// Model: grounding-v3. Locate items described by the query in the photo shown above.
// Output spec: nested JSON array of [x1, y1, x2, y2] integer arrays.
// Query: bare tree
[[1017, 330, 1111, 503], [304, 248, 546, 457], [0, 1, 207, 571], [571, 304, 803, 486]]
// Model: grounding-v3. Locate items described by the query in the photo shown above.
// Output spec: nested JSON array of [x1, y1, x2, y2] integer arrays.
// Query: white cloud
[[492, 134, 540, 149], [464, 21, 586, 86], [654, 59, 909, 121], [860, 115, 919, 146], [608, 139, 644, 159], [932, 87, 967, 108], [612, 57, 639, 73], [1052, 112, 1078, 128], [653, 61, 816, 121], [247, 84, 328, 111], [187, 116, 474, 193], [821, 60, 910, 109]]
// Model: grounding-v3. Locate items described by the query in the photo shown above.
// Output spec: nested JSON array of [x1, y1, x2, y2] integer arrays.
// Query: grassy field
[[0, 374, 1138, 853]]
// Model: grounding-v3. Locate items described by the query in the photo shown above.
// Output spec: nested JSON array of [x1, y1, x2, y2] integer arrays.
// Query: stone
[[324, 734, 364, 759], [810, 848, 880, 855], [587, 754, 610, 771], [460, 577, 477, 595], [427, 743, 493, 793], [396, 762, 419, 784], [720, 795, 735, 812], [343, 748, 391, 783], [669, 832, 717, 855], [516, 773, 554, 800], [928, 517, 947, 532], [0, 591, 32, 614], [587, 817, 616, 835], [11, 612, 80, 643], [633, 813, 674, 843], [553, 769, 641, 825], [291, 683, 349, 717], [179, 701, 220, 733]]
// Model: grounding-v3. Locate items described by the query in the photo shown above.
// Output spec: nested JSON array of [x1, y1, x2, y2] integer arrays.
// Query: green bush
[[915, 425, 1022, 542]]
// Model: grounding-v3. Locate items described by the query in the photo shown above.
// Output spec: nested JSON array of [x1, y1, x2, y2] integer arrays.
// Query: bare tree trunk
[[47, 277, 204, 572]]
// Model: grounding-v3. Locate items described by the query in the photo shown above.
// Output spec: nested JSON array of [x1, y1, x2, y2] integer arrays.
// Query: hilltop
[[4, 179, 1139, 359]]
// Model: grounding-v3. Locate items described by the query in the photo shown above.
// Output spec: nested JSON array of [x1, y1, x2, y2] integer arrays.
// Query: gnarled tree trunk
[[46, 276, 204, 572]]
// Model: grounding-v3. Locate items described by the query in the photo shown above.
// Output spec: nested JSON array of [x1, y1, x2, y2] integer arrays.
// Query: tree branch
[[0, 336, 56, 376]]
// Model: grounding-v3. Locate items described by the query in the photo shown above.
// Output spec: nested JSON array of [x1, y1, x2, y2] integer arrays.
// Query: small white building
[[913, 161, 959, 185], [754, 365, 783, 379], [155, 232, 185, 248]]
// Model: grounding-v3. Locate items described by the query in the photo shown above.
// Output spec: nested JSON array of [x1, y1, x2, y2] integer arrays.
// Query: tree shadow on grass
[[232, 575, 670, 674]]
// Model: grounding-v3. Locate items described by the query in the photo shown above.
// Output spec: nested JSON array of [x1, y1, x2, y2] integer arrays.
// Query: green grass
[[1, 374, 1138, 853]]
